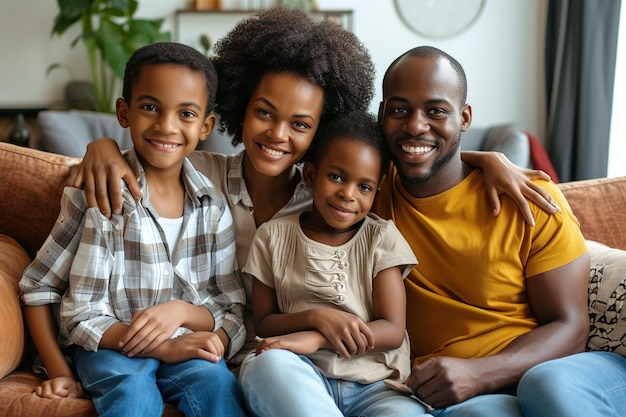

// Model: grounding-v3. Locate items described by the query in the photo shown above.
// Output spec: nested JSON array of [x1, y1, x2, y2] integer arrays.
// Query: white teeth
[[151, 141, 178, 149], [402, 144, 433, 154], [261, 144, 286, 156]]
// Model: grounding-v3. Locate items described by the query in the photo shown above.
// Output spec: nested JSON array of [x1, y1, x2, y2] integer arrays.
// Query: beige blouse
[[244, 212, 418, 383]]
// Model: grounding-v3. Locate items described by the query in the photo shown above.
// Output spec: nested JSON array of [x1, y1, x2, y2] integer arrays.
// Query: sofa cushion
[[0, 235, 31, 379], [586, 240, 626, 357], [559, 176, 626, 251], [0, 143, 80, 258]]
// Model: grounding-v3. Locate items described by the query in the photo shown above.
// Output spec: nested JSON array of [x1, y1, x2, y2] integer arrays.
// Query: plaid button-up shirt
[[20, 149, 245, 360]]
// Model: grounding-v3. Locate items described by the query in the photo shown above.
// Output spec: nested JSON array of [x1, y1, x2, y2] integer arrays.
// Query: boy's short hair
[[123, 42, 218, 115], [305, 111, 390, 180]]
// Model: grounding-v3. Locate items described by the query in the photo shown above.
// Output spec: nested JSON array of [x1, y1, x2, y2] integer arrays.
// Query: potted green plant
[[49, 0, 171, 113]]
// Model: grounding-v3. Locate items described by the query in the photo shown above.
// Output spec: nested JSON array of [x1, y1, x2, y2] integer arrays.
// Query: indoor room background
[[1, 0, 623, 177]]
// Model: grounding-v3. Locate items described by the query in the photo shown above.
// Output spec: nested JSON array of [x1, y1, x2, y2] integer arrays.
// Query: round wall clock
[[394, 0, 486, 39]]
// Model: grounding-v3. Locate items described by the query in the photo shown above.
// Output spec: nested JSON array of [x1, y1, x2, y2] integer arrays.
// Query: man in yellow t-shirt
[[374, 46, 592, 416]]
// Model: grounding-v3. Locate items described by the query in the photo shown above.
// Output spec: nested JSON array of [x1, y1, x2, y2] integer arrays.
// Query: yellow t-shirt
[[374, 167, 587, 365]]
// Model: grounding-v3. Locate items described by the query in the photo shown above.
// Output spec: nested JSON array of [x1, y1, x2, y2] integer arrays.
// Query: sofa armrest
[[0, 235, 31, 379]]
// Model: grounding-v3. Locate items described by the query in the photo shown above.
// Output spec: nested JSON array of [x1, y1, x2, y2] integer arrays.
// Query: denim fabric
[[239, 349, 431, 417], [518, 351, 626, 417], [430, 394, 523, 417], [73, 347, 247, 417]]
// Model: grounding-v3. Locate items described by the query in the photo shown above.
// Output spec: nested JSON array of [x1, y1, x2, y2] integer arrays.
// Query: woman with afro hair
[[73, 7, 556, 415]]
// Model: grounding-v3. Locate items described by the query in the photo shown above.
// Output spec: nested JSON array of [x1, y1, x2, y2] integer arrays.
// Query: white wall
[[0, 0, 547, 139], [608, 2, 626, 178]]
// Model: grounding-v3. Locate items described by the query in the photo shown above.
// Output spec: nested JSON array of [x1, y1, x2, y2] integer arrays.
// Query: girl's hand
[[480, 152, 560, 225], [255, 331, 325, 356], [34, 375, 84, 399], [309, 308, 374, 358], [71, 138, 142, 217]]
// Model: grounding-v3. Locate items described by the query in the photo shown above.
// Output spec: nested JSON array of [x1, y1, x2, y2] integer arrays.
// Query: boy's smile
[[116, 64, 214, 177]]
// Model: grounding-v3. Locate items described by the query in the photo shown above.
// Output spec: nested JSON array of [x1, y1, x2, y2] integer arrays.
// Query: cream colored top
[[244, 212, 418, 383]]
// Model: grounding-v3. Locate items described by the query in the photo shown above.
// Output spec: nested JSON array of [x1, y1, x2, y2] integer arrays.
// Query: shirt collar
[[224, 151, 308, 209], [124, 148, 220, 209]]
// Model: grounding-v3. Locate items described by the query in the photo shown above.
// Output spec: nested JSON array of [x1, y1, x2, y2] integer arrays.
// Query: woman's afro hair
[[211, 7, 375, 146]]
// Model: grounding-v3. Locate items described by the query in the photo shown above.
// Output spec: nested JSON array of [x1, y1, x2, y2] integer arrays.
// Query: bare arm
[[253, 266, 406, 357], [23, 305, 84, 399], [407, 253, 590, 409], [100, 319, 228, 363], [461, 151, 560, 225], [118, 300, 217, 356], [71, 138, 142, 217]]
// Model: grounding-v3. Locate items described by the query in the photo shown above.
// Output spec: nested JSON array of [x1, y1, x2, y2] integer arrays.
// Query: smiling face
[[241, 72, 324, 179], [116, 64, 215, 176], [379, 55, 472, 197], [303, 137, 381, 239]]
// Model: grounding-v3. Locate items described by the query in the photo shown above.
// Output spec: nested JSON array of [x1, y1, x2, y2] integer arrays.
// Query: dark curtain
[[545, 0, 621, 182]]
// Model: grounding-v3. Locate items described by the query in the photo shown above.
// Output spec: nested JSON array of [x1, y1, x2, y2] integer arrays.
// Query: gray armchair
[[37, 110, 132, 158], [461, 124, 531, 169]]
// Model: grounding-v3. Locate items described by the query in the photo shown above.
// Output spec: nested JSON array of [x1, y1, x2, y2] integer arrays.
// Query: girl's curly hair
[[212, 8, 375, 146]]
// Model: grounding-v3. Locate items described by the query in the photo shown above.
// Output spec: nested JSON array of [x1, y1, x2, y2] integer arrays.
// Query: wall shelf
[[174, 9, 353, 53]]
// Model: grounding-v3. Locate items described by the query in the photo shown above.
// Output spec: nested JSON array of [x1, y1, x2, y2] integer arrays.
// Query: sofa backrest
[[2, 141, 625, 257], [0, 143, 80, 258], [559, 176, 626, 251]]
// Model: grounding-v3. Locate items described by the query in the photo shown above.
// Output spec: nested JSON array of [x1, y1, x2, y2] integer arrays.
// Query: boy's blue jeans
[[518, 351, 626, 417], [239, 349, 431, 417], [73, 347, 247, 417]]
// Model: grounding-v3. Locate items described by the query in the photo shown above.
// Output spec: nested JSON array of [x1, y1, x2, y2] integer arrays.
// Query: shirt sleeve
[[19, 187, 88, 306], [61, 207, 119, 352], [242, 223, 275, 289], [525, 180, 588, 277], [196, 206, 246, 360], [372, 219, 419, 280]]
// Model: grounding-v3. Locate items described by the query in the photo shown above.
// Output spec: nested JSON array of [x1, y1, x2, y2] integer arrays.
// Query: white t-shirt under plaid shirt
[[21, 149, 246, 360]]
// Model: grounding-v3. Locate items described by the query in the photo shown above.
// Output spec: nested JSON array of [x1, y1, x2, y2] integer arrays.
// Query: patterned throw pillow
[[586, 240, 626, 357]]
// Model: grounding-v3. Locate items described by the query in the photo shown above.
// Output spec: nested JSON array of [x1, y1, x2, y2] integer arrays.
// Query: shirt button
[[114, 224, 121, 231], [163, 270, 169, 276]]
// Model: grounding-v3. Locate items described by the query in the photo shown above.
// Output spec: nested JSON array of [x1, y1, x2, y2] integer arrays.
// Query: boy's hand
[[255, 331, 325, 356], [120, 300, 186, 356], [310, 308, 374, 358], [150, 331, 224, 364], [34, 376, 84, 399]]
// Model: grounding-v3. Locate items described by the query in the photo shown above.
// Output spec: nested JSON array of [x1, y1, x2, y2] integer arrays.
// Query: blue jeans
[[73, 347, 247, 417], [239, 349, 431, 417], [430, 394, 522, 417], [518, 351, 626, 417]]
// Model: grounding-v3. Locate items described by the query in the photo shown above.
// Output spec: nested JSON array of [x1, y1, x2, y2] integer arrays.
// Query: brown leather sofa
[[1, 142, 625, 416]]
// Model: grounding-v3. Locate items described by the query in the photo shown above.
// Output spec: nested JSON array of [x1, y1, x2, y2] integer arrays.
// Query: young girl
[[74, 8, 555, 368], [241, 111, 430, 416]]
